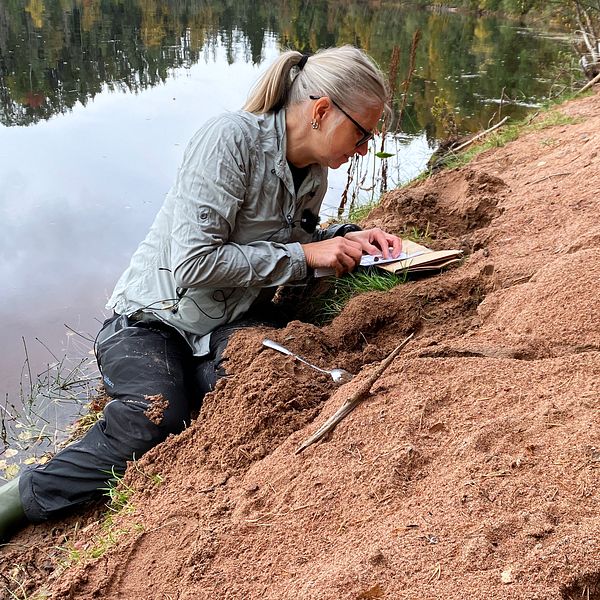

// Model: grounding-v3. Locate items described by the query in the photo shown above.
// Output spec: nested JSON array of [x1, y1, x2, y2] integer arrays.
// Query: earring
[[310, 119, 319, 130]]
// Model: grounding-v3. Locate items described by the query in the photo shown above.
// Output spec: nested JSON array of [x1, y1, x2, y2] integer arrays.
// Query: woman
[[0, 45, 402, 541]]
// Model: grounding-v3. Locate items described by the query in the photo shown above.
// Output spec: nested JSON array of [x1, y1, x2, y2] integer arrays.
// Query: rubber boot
[[0, 477, 27, 543]]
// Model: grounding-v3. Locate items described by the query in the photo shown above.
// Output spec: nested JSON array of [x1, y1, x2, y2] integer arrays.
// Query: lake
[[0, 0, 575, 463]]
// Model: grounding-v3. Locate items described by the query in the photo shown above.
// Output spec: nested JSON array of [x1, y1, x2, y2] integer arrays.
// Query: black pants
[[19, 313, 262, 523]]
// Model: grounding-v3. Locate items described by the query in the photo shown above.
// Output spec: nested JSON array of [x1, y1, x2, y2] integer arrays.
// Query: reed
[[337, 33, 421, 219]]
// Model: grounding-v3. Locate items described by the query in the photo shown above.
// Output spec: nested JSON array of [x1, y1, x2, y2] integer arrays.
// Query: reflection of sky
[[0, 37, 283, 402], [0, 33, 433, 406]]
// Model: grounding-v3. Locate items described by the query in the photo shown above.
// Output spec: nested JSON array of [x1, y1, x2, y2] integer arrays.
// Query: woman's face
[[316, 100, 382, 169]]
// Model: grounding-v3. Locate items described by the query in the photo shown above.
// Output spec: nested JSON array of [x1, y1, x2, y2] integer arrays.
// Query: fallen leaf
[[4, 464, 19, 481], [3, 449, 18, 459]]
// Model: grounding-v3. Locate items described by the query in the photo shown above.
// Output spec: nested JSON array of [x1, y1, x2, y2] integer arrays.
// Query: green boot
[[0, 477, 27, 543]]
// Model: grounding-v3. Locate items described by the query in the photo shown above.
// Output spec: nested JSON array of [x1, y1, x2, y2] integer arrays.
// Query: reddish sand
[[1, 91, 600, 600]]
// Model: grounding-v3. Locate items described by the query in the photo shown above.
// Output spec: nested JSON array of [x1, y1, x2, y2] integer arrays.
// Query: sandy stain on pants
[[143, 394, 169, 425]]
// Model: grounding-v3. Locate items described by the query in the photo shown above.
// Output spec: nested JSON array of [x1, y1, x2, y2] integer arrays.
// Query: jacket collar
[[272, 109, 325, 199]]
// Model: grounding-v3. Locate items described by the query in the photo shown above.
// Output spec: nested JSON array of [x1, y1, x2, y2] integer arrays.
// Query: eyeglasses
[[309, 95, 375, 147]]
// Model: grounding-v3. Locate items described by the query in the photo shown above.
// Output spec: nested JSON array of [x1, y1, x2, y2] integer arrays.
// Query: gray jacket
[[107, 109, 329, 355]]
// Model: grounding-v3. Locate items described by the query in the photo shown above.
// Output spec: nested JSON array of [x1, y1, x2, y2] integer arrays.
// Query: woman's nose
[[354, 141, 370, 157]]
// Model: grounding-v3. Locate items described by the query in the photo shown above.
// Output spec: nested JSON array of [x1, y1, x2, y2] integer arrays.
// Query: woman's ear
[[312, 96, 331, 125]]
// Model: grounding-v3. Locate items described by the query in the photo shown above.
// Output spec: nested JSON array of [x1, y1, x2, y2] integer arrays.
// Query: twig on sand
[[428, 563, 442, 583], [526, 171, 572, 186], [295, 332, 414, 454]]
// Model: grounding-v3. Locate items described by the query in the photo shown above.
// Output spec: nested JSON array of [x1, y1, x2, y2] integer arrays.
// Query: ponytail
[[243, 51, 306, 113]]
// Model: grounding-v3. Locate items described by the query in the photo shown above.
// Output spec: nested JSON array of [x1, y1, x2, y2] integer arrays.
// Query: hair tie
[[297, 54, 309, 70]]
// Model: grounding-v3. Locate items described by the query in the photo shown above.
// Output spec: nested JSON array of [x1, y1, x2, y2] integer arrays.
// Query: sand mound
[[365, 167, 508, 241]]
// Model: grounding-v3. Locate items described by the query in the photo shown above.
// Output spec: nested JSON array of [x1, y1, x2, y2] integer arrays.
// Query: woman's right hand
[[301, 238, 363, 277]]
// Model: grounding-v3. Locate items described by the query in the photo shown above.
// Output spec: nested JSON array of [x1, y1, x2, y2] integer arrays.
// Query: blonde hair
[[243, 45, 390, 119]]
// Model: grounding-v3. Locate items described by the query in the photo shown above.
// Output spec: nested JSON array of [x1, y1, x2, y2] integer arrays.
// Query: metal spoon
[[262, 338, 353, 384]]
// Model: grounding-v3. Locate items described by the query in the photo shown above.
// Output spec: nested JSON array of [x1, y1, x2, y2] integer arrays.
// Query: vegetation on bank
[[429, 95, 586, 170], [421, 0, 598, 20]]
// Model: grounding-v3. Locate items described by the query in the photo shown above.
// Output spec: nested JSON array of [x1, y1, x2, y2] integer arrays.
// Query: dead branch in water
[[449, 116, 510, 154], [428, 116, 509, 171], [577, 70, 600, 93]]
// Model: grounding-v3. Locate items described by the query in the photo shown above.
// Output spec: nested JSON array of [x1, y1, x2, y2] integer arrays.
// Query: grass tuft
[[347, 200, 379, 223], [317, 268, 408, 323], [402, 224, 432, 246], [101, 467, 136, 513], [53, 465, 154, 572]]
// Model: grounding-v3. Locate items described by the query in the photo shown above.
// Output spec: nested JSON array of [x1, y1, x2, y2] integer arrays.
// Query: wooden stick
[[295, 332, 414, 454], [450, 116, 509, 154], [577, 71, 600, 95]]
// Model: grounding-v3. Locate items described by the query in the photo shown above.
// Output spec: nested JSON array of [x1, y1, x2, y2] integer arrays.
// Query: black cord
[[265, 208, 320, 241]]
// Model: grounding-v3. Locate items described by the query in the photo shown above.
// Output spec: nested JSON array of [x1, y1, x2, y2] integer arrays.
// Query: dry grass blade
[[397, 29, 421, 129], [295, 332, 414, 454]]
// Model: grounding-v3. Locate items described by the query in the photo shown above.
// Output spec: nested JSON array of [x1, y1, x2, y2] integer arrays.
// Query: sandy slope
[[1, 91, 600, 600]]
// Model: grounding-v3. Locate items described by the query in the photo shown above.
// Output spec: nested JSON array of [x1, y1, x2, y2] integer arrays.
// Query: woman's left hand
[[344, 228, 402, 259]]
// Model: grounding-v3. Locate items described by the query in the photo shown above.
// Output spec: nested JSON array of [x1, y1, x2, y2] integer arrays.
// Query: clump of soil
[[2, 91, 600, 600], [143, 394, 169, 425]]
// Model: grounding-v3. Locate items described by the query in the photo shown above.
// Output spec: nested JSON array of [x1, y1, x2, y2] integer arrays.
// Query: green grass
[[317, 268, 408, 323], [54, 464, 160, 570], [101, 467, 136, 513], [402, 224, 432, 246], [347, 199, 379, 223], [55, 470, 139, 564]]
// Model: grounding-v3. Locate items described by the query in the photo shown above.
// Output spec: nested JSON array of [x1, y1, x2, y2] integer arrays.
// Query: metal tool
[[262, 338, 353, 384]]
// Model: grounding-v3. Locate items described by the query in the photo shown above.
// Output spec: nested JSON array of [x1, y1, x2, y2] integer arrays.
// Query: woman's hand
[[301, 237, 363, 277], [344, 228, 402, 259]]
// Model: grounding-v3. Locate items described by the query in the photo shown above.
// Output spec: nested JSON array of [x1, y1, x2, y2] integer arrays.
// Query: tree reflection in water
[[0, 0, 574, 137]]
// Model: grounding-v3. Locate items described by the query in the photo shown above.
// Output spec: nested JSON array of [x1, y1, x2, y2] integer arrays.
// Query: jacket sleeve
[[170, 116, 307, 289]]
